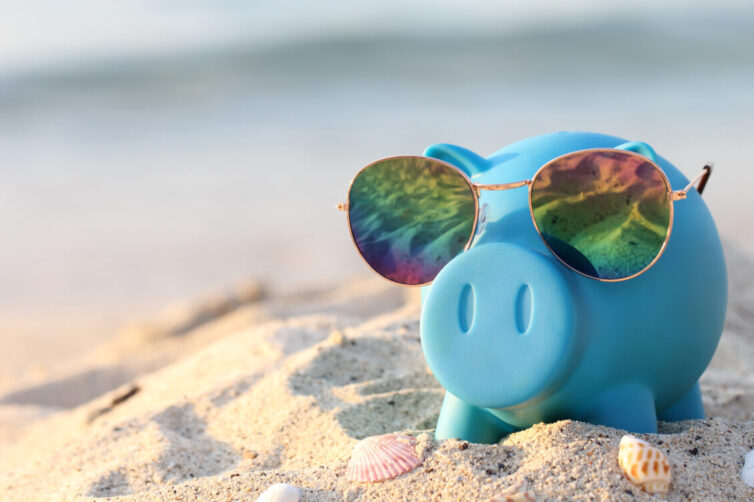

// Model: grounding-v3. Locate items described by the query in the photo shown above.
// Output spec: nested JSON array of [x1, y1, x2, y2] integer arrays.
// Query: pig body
[[420, 132, 727, 443]]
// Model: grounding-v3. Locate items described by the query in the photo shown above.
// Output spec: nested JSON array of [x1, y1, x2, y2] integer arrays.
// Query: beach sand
[[0, 245, 752, 501]]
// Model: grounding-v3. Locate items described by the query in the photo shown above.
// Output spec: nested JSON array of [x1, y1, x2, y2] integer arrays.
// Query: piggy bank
[[420, 131, 727, 443]]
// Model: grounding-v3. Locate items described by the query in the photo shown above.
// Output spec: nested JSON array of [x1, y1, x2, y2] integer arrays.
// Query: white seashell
[[255, 483, 301, 502], [346, 434, 422, 482], [618, 435, 671, 495], [743, 450, 754, 488]]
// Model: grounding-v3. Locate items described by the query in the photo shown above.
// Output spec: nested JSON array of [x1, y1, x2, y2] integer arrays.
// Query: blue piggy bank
[[420, 132, 727, 443]]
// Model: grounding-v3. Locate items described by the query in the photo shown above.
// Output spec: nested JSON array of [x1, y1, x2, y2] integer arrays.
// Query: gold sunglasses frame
[[337, 148, 712, 285]]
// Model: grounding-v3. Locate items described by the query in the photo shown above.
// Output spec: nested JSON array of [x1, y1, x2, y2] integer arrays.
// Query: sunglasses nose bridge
[[474, 179, 532, 193], [465, 179, 533, 244]]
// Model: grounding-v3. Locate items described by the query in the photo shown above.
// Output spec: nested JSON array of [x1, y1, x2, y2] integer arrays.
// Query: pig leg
[[657, 382, 705, 421], [435, 392, 517, 443], [582, 383, 657, 433]]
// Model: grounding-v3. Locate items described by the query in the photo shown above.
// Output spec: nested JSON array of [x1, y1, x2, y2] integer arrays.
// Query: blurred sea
[[1, 3, 753, 378]]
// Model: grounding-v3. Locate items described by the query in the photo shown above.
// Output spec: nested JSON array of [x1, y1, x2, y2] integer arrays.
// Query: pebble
[[255, 483, 301, 502], [328, 330, 348, 346], [743, 450, 754, 488]]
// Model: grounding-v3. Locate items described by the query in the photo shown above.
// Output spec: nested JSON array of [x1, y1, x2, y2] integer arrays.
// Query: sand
[[0, 246, 753, 501]]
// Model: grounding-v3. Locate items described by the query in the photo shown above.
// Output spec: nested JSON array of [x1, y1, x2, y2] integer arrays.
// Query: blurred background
[[1, 0, 753, 386]]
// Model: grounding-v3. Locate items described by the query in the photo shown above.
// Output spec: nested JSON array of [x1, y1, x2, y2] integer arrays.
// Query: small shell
[[255, 483, 301, 502], [618, 435, 671, 494], [743, 450, 754, 488], [346, 434, 421, 482]]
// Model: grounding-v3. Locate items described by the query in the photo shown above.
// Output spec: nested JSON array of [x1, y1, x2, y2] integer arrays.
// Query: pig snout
[[421, 242, 576, 409]]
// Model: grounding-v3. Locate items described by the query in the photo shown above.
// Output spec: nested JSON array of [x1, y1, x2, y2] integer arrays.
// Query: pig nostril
[[458, 284, 475, 334], [515, 284, 533, 334]]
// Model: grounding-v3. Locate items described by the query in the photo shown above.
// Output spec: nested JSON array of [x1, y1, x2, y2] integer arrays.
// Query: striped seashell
[[255, 483, 301, 502], [618, 435, 671, 494], [346, 434, 422, 482]]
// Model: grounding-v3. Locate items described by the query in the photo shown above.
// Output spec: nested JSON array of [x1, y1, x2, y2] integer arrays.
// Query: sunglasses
[[337, 148, 712, 285]]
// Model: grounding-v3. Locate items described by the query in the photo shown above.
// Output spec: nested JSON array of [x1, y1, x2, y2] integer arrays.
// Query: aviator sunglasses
[[337, 149, 712, 285]]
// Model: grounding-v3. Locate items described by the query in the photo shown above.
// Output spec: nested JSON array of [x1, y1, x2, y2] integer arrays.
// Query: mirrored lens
[[530, 150, 671, 280], [348, 157, 477, 285]]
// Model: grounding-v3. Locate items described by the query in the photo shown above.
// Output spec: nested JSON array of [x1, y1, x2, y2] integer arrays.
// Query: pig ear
[[423, 143, 491, 177], [614, 141, 658, 162]]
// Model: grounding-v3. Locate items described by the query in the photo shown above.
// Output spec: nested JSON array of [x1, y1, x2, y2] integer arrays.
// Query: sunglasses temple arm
[[689, 163, 712, 195], [671, 163, 712, 201]]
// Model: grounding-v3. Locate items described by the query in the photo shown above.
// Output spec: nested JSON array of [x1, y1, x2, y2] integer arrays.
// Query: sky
[[1, 0, 751, 74]]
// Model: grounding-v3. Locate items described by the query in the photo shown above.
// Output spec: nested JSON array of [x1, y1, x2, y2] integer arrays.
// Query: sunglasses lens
[[530, 150, 671, 280], [348, 157, 477, 285]]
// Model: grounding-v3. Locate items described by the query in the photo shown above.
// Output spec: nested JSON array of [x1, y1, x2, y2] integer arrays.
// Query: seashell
[[618, 435, 671, 494], [490, 480, 536, 501], [346, 434, 422, 482], [255, 483, 301, 502], [743, 450, 754, 488]]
